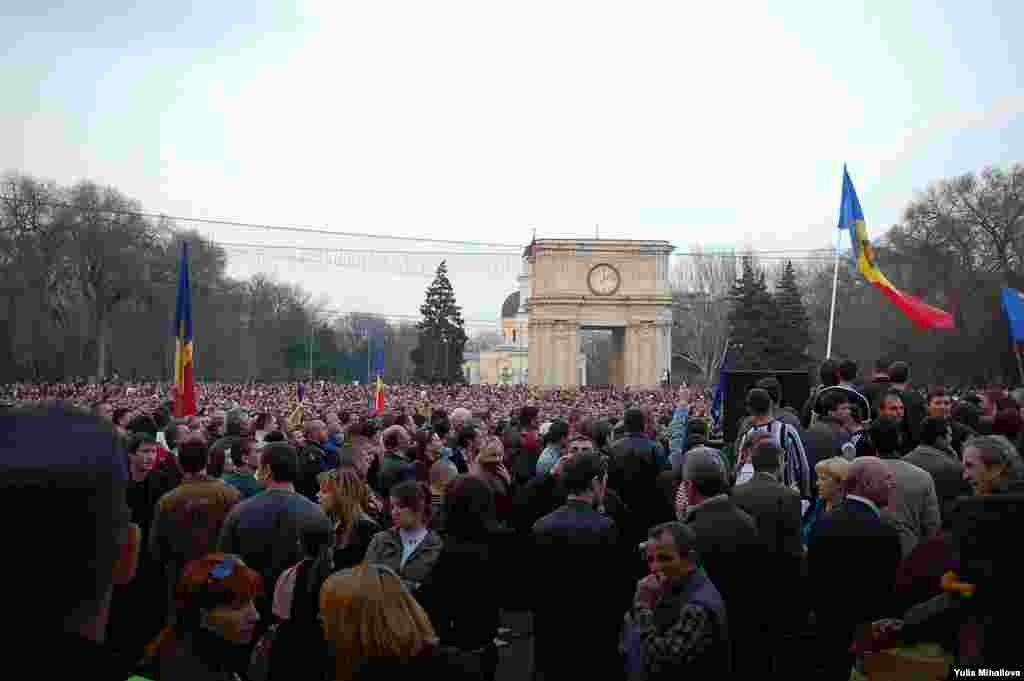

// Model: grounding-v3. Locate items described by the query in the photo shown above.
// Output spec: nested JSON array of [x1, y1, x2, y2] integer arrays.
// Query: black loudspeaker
[[721, 370, 811, 443]]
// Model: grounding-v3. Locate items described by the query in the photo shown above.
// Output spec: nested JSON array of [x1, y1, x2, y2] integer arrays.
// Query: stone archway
[[526, 239, 674, 386]]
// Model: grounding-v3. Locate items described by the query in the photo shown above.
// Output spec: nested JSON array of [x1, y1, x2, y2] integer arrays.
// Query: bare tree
[[64, 182, 161, 379], [669, 246, 743, 378]]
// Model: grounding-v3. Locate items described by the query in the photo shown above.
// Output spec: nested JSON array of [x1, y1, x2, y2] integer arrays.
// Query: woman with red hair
[[143, 553, 262, 681]]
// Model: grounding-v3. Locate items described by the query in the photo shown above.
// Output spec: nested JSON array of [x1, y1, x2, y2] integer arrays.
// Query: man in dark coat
[[731, 441, 803, 559], [730, 440, 805, 642], [807, 456, 902, 679], [608, 407, 666, 546], [680, 449, 765, 676], [531, 452, 631, 681]]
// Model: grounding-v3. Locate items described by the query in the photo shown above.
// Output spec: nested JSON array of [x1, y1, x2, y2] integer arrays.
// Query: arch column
[[624, 322, 665, 385]]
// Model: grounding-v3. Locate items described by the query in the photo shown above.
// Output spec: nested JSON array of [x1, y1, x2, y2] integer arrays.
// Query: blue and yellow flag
[[173, 242, 196, 417], [839, 166, 954, 329]]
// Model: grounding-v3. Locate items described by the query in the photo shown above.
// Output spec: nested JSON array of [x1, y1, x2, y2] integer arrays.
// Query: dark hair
[[127, 414, 158, 437], [383, 429, 403, 451], [263, 430, 287, 443], [880, 391, 904, 409], [838, 359, 858, 383], [164, 423, 181, 451], [561, 452, 607, 495], [874, 358, 890, 373], [336, 446, 360, 471], [952, 402, 981, 432], [230, 438, 256, 468], [433, 418, 451, 439], [254, 413, 273, 431], [869, 416, 902, 458], [112, 407, 132, 426], [152, 409, 169, 430], [348, 419, 381, 439], [456, 426, 479, 451], [178, 439, 210, 474], [745, 388, 772, 415], [225, 413, 243, 438], [993, 408, 1022, 441], [623, 408, 645, 433], [443, 475, 499, 539], [820, 390, 850, 414], [207, 446, 227, 478], [542, 419, 569, 446], [888, 361, 910, 383], [751, 440, 784, 473], [819, 359, 840, 387], [301, 524, 333, 558], [920, 416, 950, 447], [260, 443, 299, 483], [128, 433, 157, 454], [755, 377, 782, 405], [687, 418, 709, 437], [927, 388, 949, 404], [519, 405, 539, 427], [648, 521, 697, 556], [390, 479, 432, 524]]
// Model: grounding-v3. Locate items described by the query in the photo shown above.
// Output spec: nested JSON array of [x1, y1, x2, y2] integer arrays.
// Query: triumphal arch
[[526, 239, 674, 386]]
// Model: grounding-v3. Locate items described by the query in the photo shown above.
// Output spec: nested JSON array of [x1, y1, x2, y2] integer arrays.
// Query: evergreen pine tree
[[773, 260, 812, 369], [411, 260, 468, 384], [727, 257, 776, 368]]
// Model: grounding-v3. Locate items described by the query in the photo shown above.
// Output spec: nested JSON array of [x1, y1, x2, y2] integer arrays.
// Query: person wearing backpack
[[736, 389, 811, 498]]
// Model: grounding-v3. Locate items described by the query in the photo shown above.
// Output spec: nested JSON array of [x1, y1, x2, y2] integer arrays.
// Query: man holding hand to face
[[628, 522, 730, 679]]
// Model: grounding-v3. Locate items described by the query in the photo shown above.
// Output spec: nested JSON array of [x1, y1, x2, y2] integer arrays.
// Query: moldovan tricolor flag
[[839, 166, 954, 329], [374, 374, 385, 413], [173, 242, 197, 417]]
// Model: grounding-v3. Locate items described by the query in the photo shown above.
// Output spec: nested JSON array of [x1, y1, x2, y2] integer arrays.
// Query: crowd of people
[[3, 357, 1019, 680]]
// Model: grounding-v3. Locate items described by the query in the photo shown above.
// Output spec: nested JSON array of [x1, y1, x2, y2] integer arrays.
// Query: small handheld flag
[[375, 374, 385, 413]]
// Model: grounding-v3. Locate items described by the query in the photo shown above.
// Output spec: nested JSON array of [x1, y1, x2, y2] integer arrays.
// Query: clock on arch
[[587, 263, 621, 296]]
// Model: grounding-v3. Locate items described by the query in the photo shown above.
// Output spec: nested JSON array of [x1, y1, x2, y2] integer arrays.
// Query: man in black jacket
[[807, 456, 901, 679], [531, 453, 631, 681], [731, 441, 802, 560], [297, 419, 329, 501], [608, 407, 666, 546]]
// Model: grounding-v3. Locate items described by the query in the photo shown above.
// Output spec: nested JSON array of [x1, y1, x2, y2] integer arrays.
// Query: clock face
[[588, 264, 621, 296]]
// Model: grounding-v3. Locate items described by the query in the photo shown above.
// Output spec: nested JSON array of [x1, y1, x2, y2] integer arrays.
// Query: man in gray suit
[[870, 416, 941, 557]]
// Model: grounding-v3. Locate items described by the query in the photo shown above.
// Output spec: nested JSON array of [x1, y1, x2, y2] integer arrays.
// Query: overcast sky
[[5, 1, 1022, 323]]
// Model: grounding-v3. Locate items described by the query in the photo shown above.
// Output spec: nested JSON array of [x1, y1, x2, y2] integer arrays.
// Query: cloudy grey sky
[[5, 0, 1022, 322]]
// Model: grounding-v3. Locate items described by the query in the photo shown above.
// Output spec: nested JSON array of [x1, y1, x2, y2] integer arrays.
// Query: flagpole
[[825, 225, 842, 359]]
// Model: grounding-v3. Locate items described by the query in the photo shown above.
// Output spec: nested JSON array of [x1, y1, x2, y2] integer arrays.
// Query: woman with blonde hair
[[318, 468, 380, 570], [472, 436, 514, 523], [319, 563, 483, 681], [801, 456, 851, 547]]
